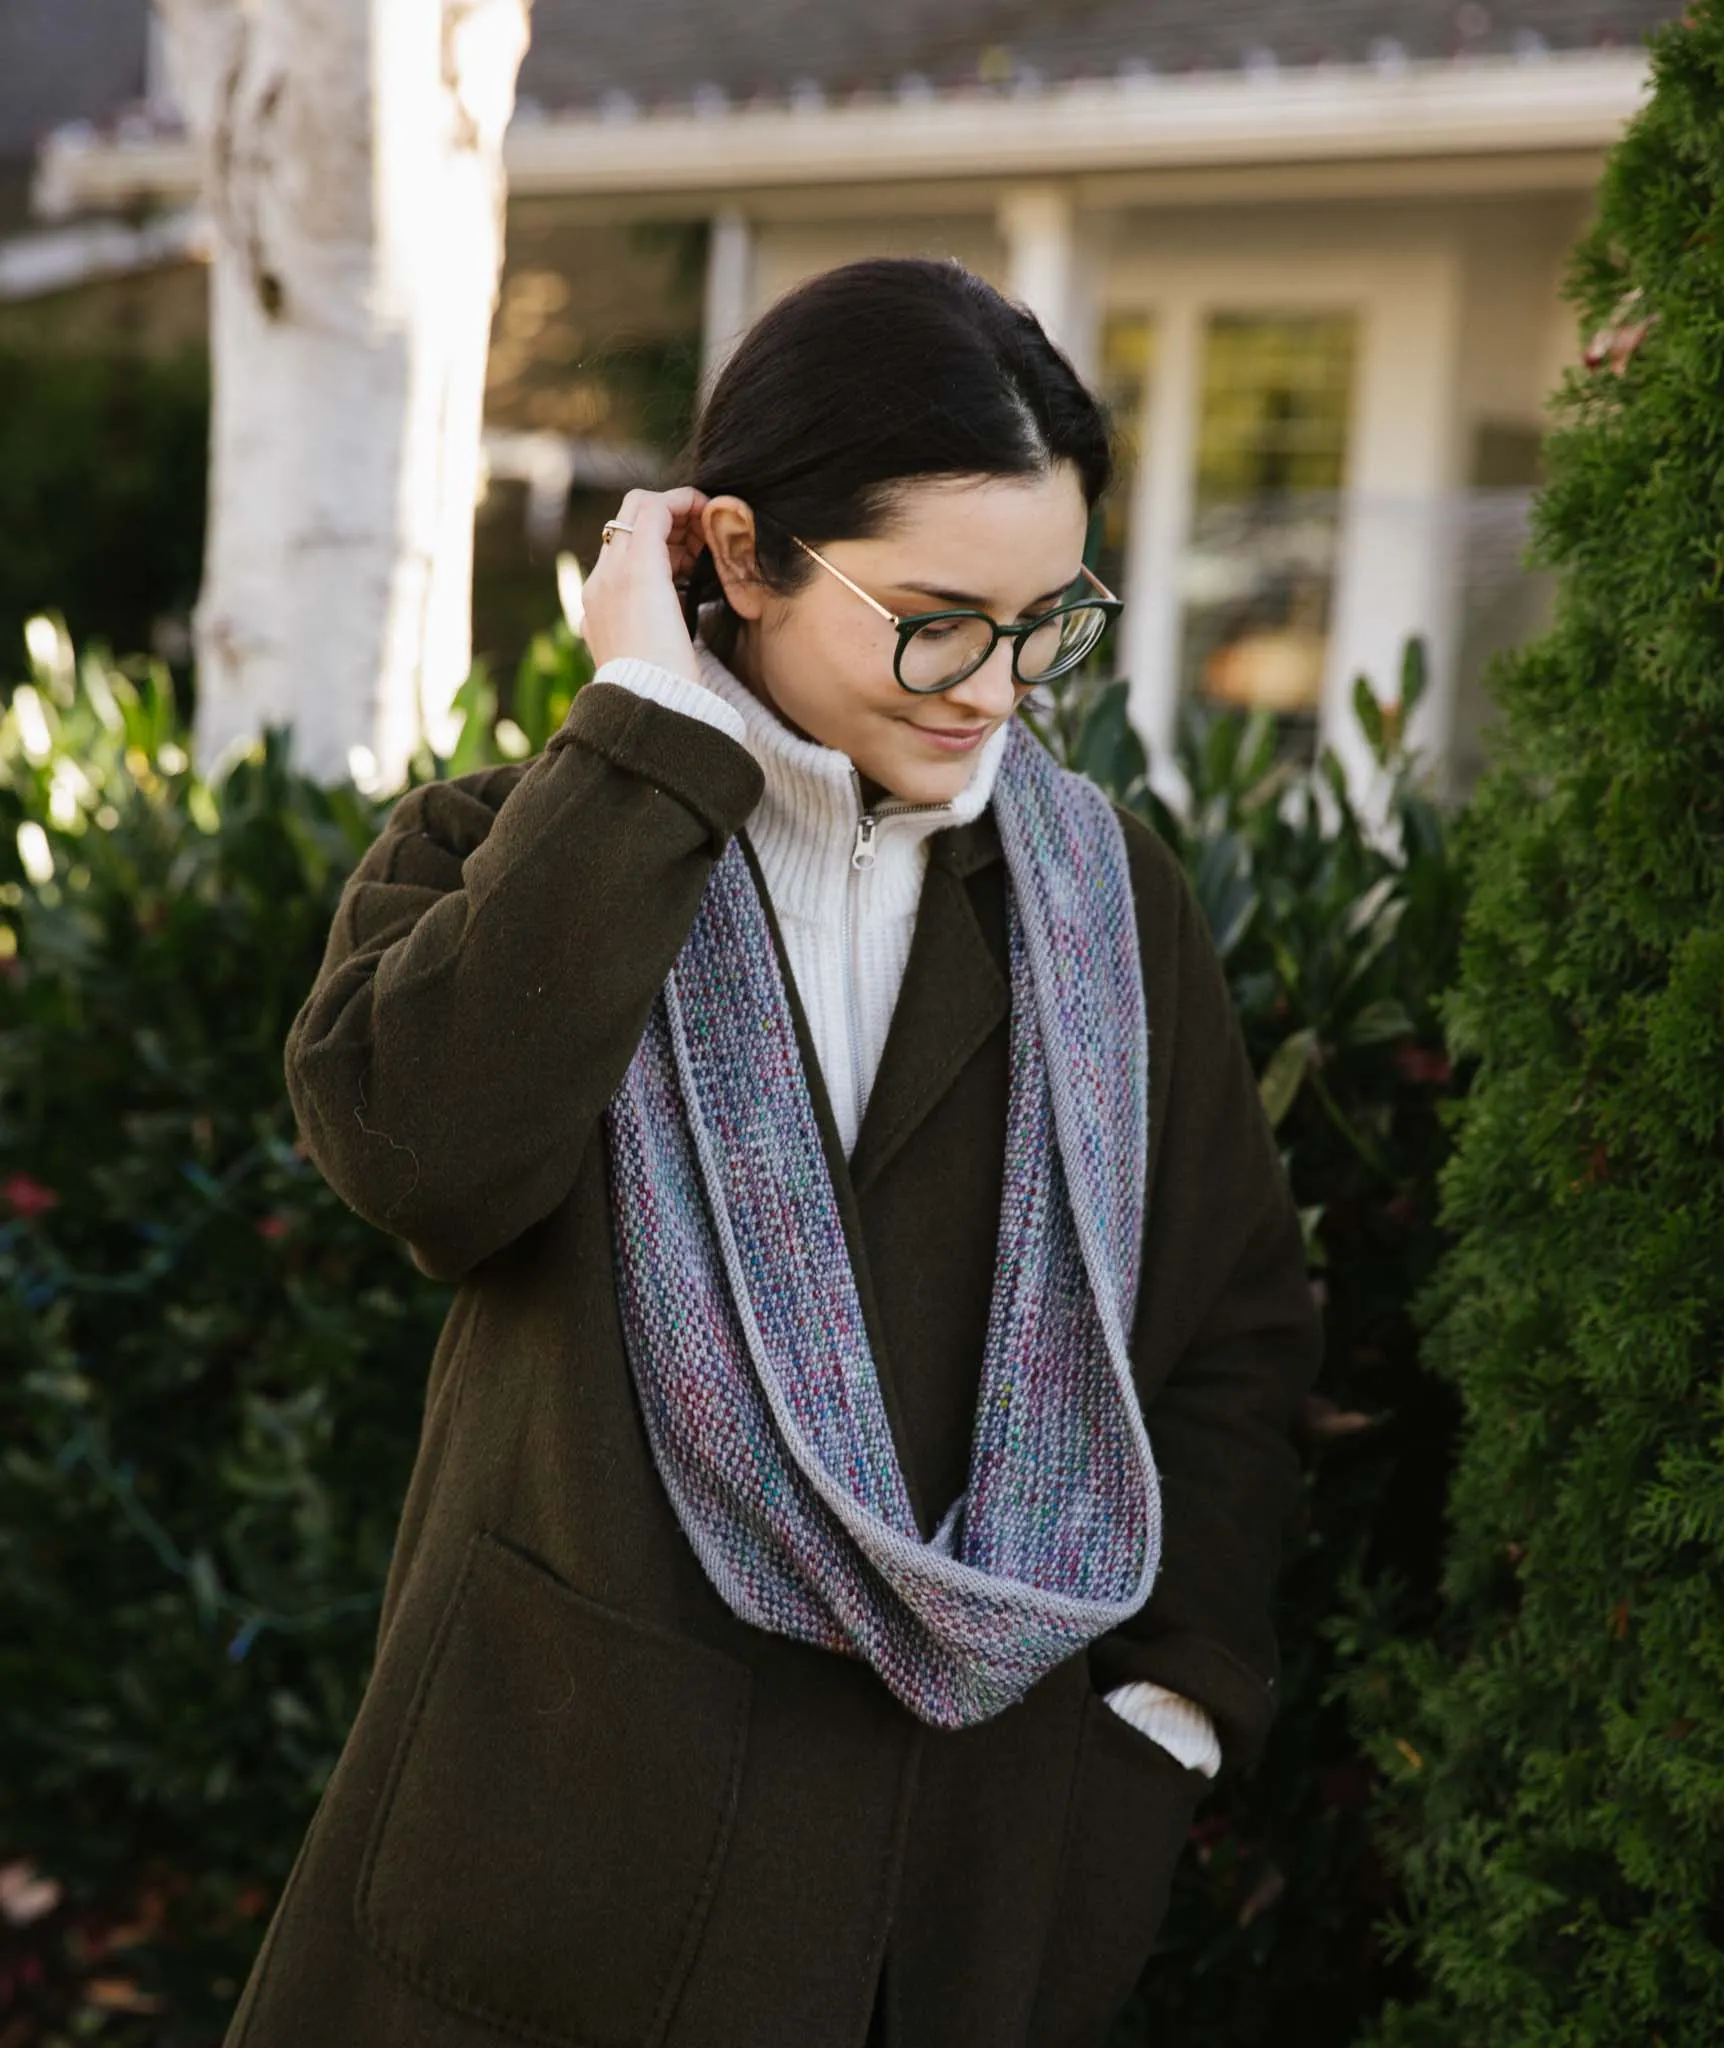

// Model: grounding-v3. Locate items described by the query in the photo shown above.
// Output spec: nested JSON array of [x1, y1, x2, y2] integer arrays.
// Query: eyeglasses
[[787, 532, 1122, 695]]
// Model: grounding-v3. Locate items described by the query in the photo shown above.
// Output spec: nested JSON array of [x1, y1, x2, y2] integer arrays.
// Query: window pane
[[1016, 604, 1111, 681], [1178, 312, 1358, 735], [1094, 310, 1156, 603]]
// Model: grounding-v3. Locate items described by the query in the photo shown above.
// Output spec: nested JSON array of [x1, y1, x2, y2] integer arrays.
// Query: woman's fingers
[[608, 487, 709, 571], [661, 489, 712, 577], [580, 486, 711, 684]]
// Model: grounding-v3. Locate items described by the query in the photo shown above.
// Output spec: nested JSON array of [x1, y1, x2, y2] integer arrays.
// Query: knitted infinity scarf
[[602, 718, 1160, 1729]]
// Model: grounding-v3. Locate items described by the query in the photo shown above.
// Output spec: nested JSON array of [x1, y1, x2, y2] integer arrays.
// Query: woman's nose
[[939, 640, 1022, 722]]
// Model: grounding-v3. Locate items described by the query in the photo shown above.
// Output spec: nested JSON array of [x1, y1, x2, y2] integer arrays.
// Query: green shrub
[[0, 613, 588, 2042], [0, 628, 412, 2042], [1026, 659, 1468, 2047], [1339, 12, 1724, 2042], [0, 351, 209, 675]]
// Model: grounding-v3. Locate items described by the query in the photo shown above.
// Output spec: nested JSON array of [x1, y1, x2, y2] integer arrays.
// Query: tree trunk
[[156, 0, 530, 789]]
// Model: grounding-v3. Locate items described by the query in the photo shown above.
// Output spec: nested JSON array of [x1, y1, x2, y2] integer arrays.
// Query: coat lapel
[[733, 814, 1009, 1537], [847, 811, 1009, 1202], [734, 830, 933, 1530]]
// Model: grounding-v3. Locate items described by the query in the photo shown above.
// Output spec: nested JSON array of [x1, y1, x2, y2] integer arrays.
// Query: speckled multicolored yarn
[[603, 718, 1160, 1729]]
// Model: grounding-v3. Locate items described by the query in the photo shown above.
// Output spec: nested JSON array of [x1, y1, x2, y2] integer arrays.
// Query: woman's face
[[702, 464, 1091, 806]]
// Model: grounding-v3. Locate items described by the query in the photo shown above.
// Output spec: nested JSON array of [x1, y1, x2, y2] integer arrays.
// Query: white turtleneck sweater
[[590, 646, 1223, 1782]]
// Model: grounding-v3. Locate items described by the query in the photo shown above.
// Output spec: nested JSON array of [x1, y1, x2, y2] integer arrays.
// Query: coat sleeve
[[283, 681, 764, 1285], [1087, 814, 1324, 1782]]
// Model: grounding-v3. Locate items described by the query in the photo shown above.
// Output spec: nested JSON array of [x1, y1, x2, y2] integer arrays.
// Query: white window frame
[[1105, 239, 1464, 812]]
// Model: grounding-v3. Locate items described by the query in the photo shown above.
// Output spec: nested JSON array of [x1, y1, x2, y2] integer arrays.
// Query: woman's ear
[[701, 497, 768, 620]]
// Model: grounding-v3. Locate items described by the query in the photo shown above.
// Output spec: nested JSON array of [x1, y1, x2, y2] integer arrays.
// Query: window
[[1094, 310, 1156, 600], [1177, 312, 1358, 737]]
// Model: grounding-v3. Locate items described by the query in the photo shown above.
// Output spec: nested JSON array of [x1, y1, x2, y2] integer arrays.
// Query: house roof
[[0, 0, 149, 164], [513, 1, 1683, 117], [2, 0, 1682, 161]]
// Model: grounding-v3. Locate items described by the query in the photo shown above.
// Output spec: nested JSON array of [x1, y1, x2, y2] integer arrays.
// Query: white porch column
[[998, 184, 1083, 366], [1321, 244, 1463, 812], [700, 209, 755, 401], [1121, 298, 1202, 799]]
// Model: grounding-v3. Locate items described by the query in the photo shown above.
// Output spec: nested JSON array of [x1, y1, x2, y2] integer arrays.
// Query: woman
[[230, 257, 1322, 2048]]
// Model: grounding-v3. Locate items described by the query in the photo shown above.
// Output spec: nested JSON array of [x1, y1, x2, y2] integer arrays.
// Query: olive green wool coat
[[228, 682, 1323, 2048]]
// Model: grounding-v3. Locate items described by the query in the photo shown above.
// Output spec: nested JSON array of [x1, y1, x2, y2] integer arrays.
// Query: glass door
[[1177, 312, 1359, 755]]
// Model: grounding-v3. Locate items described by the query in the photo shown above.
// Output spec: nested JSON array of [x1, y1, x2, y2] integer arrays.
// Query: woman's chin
[[855, 744, 978, 808]]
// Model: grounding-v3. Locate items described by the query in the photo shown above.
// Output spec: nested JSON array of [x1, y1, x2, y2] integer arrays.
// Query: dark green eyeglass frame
[[787, 532, 1123, 694]]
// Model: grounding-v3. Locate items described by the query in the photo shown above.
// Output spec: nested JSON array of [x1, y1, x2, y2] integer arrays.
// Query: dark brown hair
[[677, 256, 1114, 654]]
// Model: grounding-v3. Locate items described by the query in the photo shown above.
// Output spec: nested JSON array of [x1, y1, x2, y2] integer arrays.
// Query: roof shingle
[[515, 0, 1682, 114], [0, 0, 1683, 165]]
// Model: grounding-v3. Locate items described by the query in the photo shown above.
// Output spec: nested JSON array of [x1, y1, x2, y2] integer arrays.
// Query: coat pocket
[[1029, 1687, 1209, 2048], [356, 1530, 752, 2048]]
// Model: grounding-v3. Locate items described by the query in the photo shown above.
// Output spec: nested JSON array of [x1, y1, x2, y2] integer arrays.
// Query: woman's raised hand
[[579, 486, 711, 687]]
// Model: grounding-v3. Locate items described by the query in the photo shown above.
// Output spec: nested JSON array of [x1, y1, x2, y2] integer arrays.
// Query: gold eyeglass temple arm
[[788, 534, 900, 622], [791, 532, 1117, 617]]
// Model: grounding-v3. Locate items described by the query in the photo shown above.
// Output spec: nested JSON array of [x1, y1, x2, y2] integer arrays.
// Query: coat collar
[[933, 805, 1006, 881], [733, 782, 1009, 1208], [846, 813, 1007, 1199]]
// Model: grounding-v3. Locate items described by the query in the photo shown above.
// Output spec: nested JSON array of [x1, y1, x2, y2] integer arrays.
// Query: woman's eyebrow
[[897, 576, 1078, 610]]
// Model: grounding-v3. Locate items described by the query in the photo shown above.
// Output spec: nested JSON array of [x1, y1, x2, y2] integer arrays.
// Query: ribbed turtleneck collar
[[691, 640, 1009, 924]]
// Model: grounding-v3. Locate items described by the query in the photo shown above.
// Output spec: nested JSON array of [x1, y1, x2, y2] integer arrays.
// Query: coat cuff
[[591, 656, 749, 746], [543, 680, 762, 850], [1103, 1682, 1222, 1778], [1088, 1627, 1279, 1778]]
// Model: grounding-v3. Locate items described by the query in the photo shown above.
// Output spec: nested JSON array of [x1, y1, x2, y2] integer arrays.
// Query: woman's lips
[[912, 724, 989, 753]]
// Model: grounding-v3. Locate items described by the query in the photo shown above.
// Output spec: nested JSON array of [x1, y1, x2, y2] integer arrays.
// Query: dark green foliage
[[443, 615, 594, 780], [0, 635, 412, 2043], [1027, 670, 1468, 2047], [0, 621, 579, 2043], [1337, 12, 1724, 2041], [0, 351, 209, 675]]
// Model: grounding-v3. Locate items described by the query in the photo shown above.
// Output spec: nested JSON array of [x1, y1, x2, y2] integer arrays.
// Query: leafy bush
[[2, 619, 1463, 2044], [0, 618, 582, 2043], [1338, 13, 1724, 2042], [1026, 655, 1469, 2047], [0, 351, 209, 675]]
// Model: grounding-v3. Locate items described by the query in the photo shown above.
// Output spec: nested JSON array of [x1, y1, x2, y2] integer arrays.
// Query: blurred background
[[3, 8, 1712, 2047], [0, 0, 1675, 803]]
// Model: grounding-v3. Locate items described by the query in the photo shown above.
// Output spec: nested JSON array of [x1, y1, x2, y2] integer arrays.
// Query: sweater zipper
[[843, 769, 953, 1139], [848, 771, 955, 872]]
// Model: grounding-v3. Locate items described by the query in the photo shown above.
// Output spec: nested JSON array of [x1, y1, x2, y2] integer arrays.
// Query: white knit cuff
[[1103, 1682, 1222, 1778], [592, 657, 748, 745]]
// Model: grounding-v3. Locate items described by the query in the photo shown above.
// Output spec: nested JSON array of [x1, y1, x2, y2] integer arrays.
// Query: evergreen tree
[[1349, 11, 1724, 2041]]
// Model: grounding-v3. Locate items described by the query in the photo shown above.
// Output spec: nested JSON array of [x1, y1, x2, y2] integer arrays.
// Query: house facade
[[18, 2, 1679, 799]]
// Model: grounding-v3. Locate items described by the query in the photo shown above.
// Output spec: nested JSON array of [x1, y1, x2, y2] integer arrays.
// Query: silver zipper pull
[[851, 813, 878, 871]]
